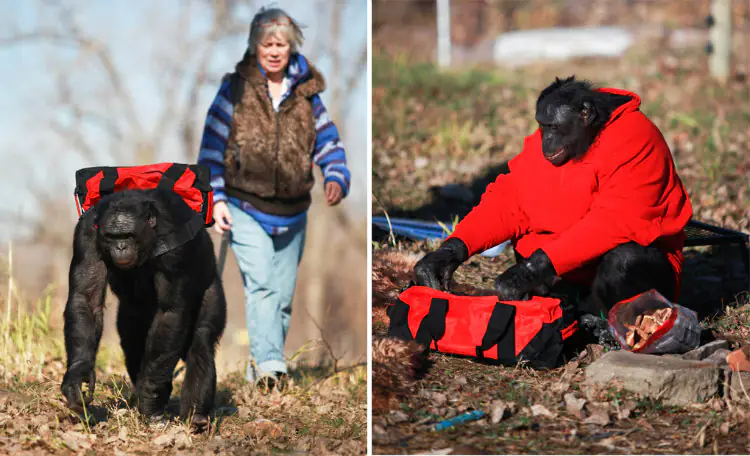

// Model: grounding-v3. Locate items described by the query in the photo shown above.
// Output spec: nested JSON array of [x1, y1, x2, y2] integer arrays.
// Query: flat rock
[[682, 340, 730, 361], [585, 351, 720, 405], [703, 349, 731, 367]]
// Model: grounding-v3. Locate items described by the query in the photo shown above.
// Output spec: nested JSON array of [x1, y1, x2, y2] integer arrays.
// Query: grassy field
[[371, 40, 750, 454], [0, 286, 367, 455]]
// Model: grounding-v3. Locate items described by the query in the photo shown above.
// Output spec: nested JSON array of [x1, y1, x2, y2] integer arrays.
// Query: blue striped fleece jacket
[[197, 52, 351, 236]]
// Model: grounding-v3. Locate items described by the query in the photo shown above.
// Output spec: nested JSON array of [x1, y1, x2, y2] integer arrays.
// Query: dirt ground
[[0, 354, 366, 455]]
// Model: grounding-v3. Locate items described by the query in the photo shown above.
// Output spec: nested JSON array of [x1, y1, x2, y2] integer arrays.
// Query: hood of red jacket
[[596, 88, 642, 127]]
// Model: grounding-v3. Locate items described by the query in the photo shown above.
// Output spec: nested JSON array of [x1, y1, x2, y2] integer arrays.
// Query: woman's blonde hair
[[247, 6, 305, 55]]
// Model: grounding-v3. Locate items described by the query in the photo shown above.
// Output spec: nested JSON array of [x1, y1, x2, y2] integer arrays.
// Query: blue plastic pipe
[[434, 410, 486, 431], [372, 216, 508, 257]]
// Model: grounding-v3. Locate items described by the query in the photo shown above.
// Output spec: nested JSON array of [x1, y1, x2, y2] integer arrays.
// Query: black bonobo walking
[[61, 188, 226, 429]]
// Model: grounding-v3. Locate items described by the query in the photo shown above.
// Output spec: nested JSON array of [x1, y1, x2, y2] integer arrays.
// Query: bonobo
[[61, 188, 226, 429], [415, 76, 693, 318]]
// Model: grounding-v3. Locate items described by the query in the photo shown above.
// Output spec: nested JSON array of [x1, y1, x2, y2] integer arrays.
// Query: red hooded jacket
[[448, 88, 693, 290]]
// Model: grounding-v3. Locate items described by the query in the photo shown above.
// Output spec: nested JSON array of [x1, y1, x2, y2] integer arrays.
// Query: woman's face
[[256, 31, 291, 76]]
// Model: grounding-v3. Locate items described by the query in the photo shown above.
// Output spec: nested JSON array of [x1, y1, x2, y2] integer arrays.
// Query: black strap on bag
[[414, 298, 449, 350], [151, 213, 205, 257], [386, 299, 414, 341], [475, 302, 516, 361], [157, 163, 188, 191], [98, 167, 119, 195]]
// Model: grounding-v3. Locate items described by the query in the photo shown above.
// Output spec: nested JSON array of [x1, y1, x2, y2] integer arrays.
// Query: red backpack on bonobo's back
[[387, 286, 579, 369], [74, 162, 214, 226]]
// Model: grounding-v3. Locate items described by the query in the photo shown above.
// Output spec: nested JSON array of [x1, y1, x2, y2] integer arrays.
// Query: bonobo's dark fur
[[61, 188, 226, 428], [535, 75, 632, 166], [531, 76, 677, 316]]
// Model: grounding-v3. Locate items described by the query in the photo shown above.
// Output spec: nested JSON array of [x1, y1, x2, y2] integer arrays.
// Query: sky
[[0, 0, 368, 242]]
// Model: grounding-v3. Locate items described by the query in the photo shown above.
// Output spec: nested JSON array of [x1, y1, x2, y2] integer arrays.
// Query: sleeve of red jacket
[[447, 168, 530, 257], [542, 123, 687, 275]]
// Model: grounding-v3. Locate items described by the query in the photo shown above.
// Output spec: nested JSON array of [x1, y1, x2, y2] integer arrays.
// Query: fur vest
[[224, 52, 326, 215]]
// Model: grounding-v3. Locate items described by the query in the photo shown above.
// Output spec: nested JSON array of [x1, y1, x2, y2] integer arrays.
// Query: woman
[[197, 6, 351, 390]]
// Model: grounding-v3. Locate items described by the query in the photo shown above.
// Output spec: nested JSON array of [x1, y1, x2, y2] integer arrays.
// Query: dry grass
[[0, 252, 367, 455]]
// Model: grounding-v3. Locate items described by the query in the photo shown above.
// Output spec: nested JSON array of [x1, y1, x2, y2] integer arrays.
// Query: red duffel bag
[[74, 162, 214, 226], [386, 285, 579, 369]]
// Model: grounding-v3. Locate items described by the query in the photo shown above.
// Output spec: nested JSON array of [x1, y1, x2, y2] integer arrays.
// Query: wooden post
[[709, 0, 732, 83], [437, 0, 451, 68]]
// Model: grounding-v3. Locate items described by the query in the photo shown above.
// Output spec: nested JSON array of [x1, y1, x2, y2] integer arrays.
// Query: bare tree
[[1, 0, 252, 167]]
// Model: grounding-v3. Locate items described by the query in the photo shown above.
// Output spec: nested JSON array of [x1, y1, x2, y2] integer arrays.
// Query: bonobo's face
[[97, 205, 156, 270], [535, 102, 588, 167]]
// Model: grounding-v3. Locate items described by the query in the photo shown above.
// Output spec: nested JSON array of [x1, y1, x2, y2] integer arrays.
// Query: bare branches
[[329, 2, 343, 121], [0, 0, 253, 165], [168, 0, 252, 160], [346, 44, 368, 93], [55, 2, 144, 138], [305, 305, 348, 373], [1, 7, 143, 162]]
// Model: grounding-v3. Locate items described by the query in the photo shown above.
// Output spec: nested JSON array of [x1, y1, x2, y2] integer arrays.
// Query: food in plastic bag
[[607, 289, 701, 354]]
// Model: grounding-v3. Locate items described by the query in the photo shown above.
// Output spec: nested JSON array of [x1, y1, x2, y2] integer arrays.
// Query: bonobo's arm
[[448, 168, 530, 257], [134, 268, 191, 416], [61, 211, 107, 412], [414, 167, 529, 291]]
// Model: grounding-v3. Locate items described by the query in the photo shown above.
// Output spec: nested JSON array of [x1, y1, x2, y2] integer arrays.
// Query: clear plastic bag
[[607, 289, 701, 354]]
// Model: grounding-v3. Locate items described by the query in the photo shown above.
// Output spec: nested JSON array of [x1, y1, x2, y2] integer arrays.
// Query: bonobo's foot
[[134, 386, 169, 419], [579, 313, 607, 336], [598, 329, 620, 351], [190, 413, 210, 431], [579, 314, 621, 351]]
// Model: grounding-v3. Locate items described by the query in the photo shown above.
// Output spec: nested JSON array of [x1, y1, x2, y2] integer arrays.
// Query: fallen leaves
[[242, 418, 283, 440], [583, 405, 612, 426], [151, 432, 175, 447], [490, 400, 517, 424], [60, 430, 95, 451], [390, 409, 410, 424], [564, 393, 587, 419], [530, 404, 557, 419]]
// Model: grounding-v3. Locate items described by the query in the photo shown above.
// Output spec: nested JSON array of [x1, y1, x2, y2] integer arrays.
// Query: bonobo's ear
[[581, 100, 596, 126], [145, 202, 157, 229]]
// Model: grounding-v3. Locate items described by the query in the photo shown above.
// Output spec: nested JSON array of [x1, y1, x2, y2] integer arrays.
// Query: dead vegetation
[[0, 281, 366, 455], [372, 249, 750, 455]]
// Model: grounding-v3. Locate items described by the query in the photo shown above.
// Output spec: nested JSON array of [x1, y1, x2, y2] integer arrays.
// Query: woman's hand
[[325, 181, 343, 206], [212, 201, 233, 234]]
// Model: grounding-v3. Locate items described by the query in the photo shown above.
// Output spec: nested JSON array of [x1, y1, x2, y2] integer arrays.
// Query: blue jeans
[[227, 203, 306, 382]]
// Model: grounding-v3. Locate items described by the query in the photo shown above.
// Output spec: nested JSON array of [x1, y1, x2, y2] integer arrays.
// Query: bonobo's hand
[[61, 361, 96, 413], [579, 314, 621, 350], [494, 249, 557, 301], [413, 238, 469, 291]]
